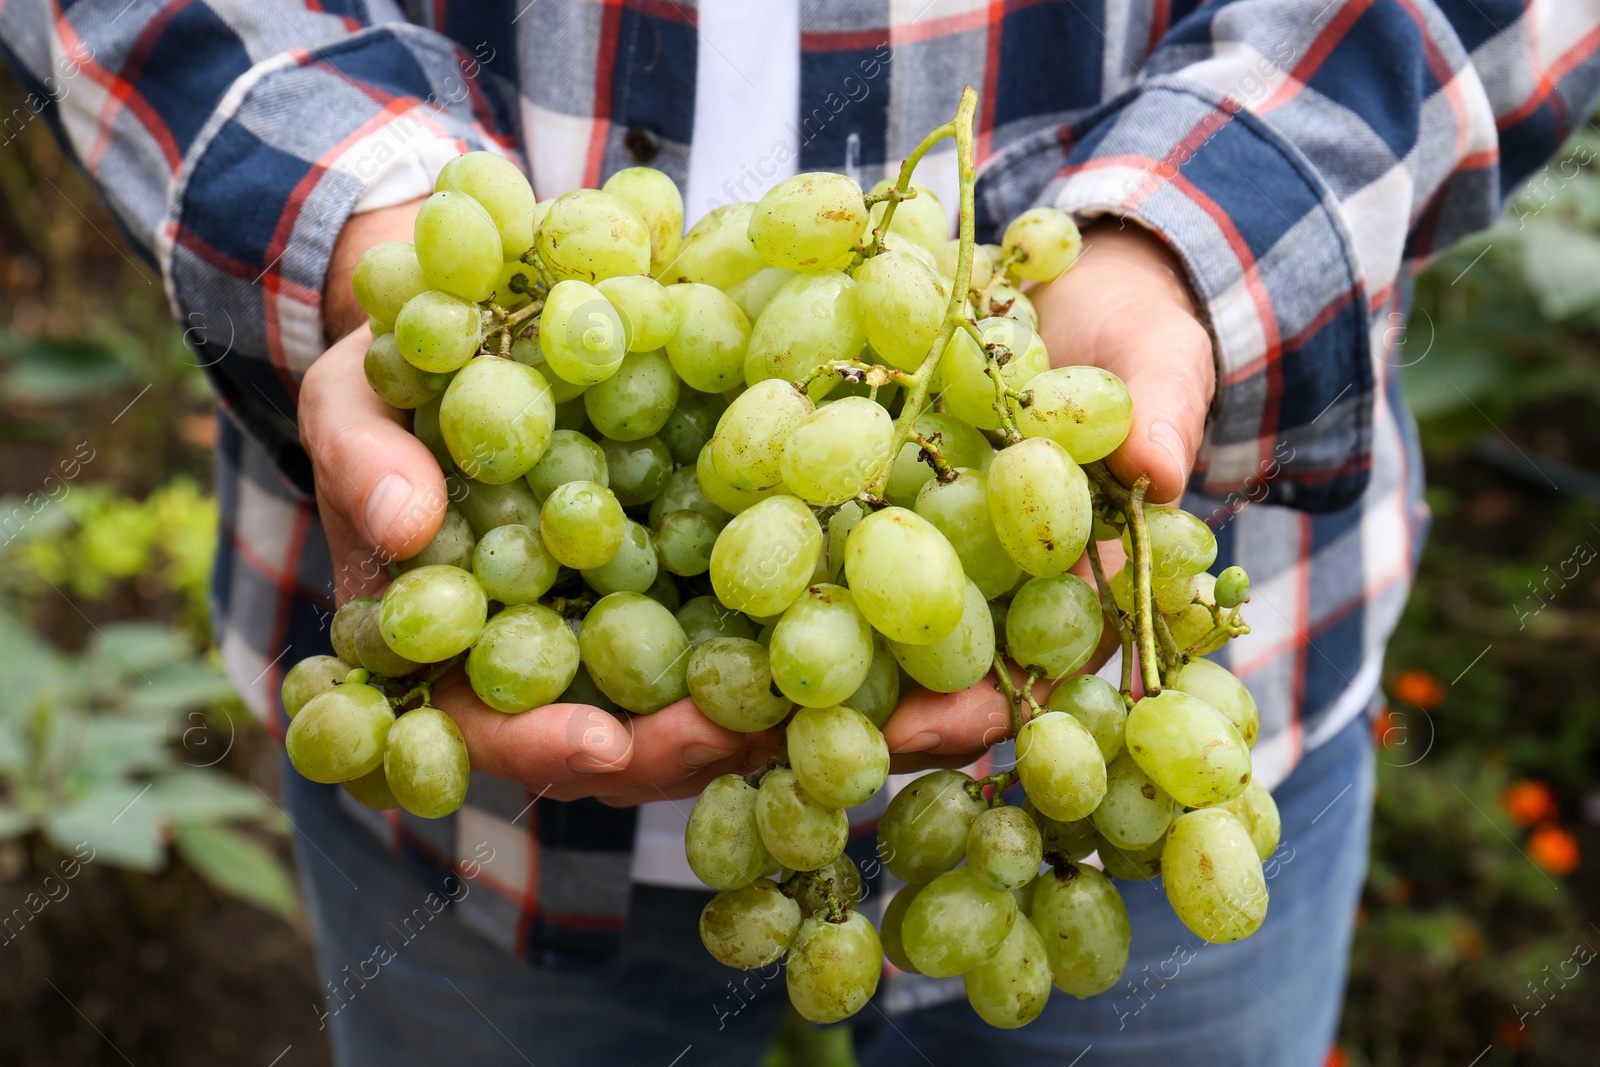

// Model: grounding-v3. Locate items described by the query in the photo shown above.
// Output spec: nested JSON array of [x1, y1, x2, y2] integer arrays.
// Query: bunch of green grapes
[[280, 87, 1274, 1028]]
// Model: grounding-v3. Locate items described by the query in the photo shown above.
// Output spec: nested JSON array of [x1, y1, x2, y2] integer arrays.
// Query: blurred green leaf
[[0, 336, 132, 403], [1401, 347, 1506, 419], [87, 622, 192, 678], [43, 782, 165, 871], [1519, 220, 1600, 319], [120, 661, 237, 719], [173, 822, 298, 920], [147, 770, 271, 824], [0, 804, 34, 839]]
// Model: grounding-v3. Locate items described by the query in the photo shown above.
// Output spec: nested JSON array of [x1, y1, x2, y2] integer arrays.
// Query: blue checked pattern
[[5, 0, 1599, 967]]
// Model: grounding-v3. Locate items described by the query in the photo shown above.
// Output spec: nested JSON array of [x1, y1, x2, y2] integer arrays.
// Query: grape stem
[[1126, 476, 1164, 695], [1153, 609, 1186, 687], [912, 432, 959, 483], [962, 321, 1026, 446], [793, 358, 909, 395], [1084, 538, 1137, 710], [385, 654, 463, 710], [990, 650, 1033, 735], [743, 754, 787, 789], [965, 770, 1019, 804]]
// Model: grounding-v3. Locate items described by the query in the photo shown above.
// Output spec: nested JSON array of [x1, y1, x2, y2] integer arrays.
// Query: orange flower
[[1391, 668, 1445, 710], [1527, 825, 1580, 876], [1371, 705, 1398, 748], [1501, 780, 1559, 827], [1323, 1047, 1348, 1067]]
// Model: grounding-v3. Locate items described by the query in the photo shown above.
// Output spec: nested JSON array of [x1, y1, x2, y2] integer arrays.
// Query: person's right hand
[[301, 202, 778, 805]]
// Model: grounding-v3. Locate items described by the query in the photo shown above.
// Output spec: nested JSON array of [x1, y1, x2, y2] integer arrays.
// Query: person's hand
[[882, 221, 1214, 769]]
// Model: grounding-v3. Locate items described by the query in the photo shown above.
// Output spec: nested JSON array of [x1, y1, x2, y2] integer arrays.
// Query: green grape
[[525, 429, 609, 501], [581, 519, 658, 595], [888, 579, 994, 694], [867, 179, 947, 254], [435, 152, 536, 260], [844, 507, 966, 645], [539, 279, 628, 387], [822, 500, 864, 583], [1153, 572, 1200, 614], [353, 604, 421, 677], [1023, 798, 1099, 861], [601, 166, 683, 273], [553, 394, 589, 430], [450, 473, 541, 537], [663, 283, 750, 393], [413, 396, 453, 469], [749, 172, 869, 270], [1006, 573, 1103, 679], [1096, 832, 1166, 881], [685, 636, 791, 731], [881, 884, 923, 973], [539, 480, 626, 568], [414, 190, 503, 301], [658, 389, 728, 466], [934, 316, 1049, 430], [648, 466, 729, 526], [1163, 808, 1269, 943], [791, 854, 864, 917], [535, 189, 650, 283], [342, 763, 400, 811], [963, 915, 1052, 1029], [786, 913, 881, 1024], [379, 564, 488, 662], [885, 413, 993, 509], [578, 591, 690, 713], [936, 239, 995, 289], [281, 655, 352, 720], [845, 636, 901, 728], [744, 270, 865, 388], [583, 349, 679, 441], [677, 596, 755, 646], [1121, 506, 1218, 581], [901, 867, 1017, 978], [285, 683, 394, 783], [768, 584, 872, 708], [1002, 207, 1082, 282], [755, 768, 848, 872], [1015, 711, 1106, 822], [1165, 572, 1218, 649], [599, 435, 672, 506], [329, 597, 373, 666], [383, 706, 471, 819], [439, 356, 555, 484], [464, 603, 580, 713], [1092, 752, 1176, 850], [559, 661, 620, 715], [989, 284, 1037, 328], [779, 396, 894, 506], [685, 774, 772, 890], [787, 704, 889, 809], [1048, 675, 1126, 762], [644, 571, 681, 613], [856, 248, 949, 372], [877, 769, 988, 884], [1124, 690, 1252, 808], [708, 495, 822, 617], [394, 507, 475, 575], [914, 468, 1021, 599], [652, 509, 722, 577], [723, 266, 794, 322], [1030, 862, 1129, 997], [489, 259, 536, 312], [987, 437, 1092, 577], [709, 378, 814, 491], [695, 445, 785, 515], [365, 331, 441, 409], [967, 804, 1045, 893], [1171, 656, 1260, 748], [658, 202, 765, 289], [700, 882, 801, 969], [596, 274, 679, 352], [509, 336, 586, 403], [1219, 780, 1282, 862], [352, 242, 428, 325], [1215, 565, 1251, 609], [1015, 366, 1133, 464], [394, 290, 482, 374]]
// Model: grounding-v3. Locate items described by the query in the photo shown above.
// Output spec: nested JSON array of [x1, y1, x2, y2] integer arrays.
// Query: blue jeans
[[286, 712, 1373, 1066]]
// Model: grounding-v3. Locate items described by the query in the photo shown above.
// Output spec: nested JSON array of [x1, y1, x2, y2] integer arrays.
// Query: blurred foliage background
[[1, 67, 1596, 1067]]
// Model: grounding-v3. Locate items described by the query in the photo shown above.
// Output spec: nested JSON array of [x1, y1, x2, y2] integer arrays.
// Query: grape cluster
[[280, 87, 1274, 1028]]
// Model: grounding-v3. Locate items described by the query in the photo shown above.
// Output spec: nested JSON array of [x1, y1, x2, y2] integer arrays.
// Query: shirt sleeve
[[977, 0, 1600, 512], [0, 2, 520, 497]]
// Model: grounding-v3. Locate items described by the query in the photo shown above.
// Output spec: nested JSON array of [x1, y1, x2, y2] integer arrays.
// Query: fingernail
[[364, 473, 413, 545], [566, 751, 618, 773], [901, 731, 942, 753], [1149, 420, 1188, 477], [684, 744, 739, 769]]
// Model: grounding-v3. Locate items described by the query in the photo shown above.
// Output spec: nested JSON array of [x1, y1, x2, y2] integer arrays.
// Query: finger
[[589, 754, 773, 808], [300, 326, 449, 562], [1098, 312, 1214, 503], [317, 484, 392, 607], [883, 677, 1014, 758], [436, 670, 636, 786]]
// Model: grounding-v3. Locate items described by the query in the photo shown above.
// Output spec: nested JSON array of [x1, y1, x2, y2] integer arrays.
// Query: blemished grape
[[381, 707, 470, 818], [880, 884, 923, 973], [600, 435, 673, 506], [329, 598, 372, 666], [700, 881, 801, 970], [659, 201, 765, 289], [1121, 505, 1218, 581], [1015, 711, 1107, 823], [695, 444, 785, 515], [452, 473, 541, 537], [786, 704, 889, 809], [755, 768, 848, 872], [749, 172, 869, 270], [595, 274, 679, 353], [963, 915, 1052, 1029], [439, 356, 555, 484], [677, 596, 756, 646], [1096, 833, 1166, 881], [914, 468, 1022, 600], [1015, 366, 1133, 464], [342, 763, 400, 811], [415, 190, 503, 301], [509, 336, 586, 403], [658, 389, 728, 466], [885, 413, 993, 509], [901, 867, 1017, 978], [540, 279, 628, 387], [394, 508, 475, 575], [578, 592, 690, 713], [989, 283, 1037, 327], [723, 266, 794, 322], [435, 152, 536, 260], [780, 397, 894, 506], [967, 805, 1045, 893], [490, 260, 536, 312], [1125, 690, 1251, 808], [744, 269, 866, 388], [281, 655, 352, 720], [601, 166, 684, 273], [685, 774, 772, 890], [1163, 808, 1269, 943], [986, 437, 1092, 577], [1215, 565, 1251, 608], [285, 683, 394, 784], [1092, 752, 1177, 850], [867, 179, 948, 254], [584, 349, 678, 441], [709, 494, 822, 618], [465, 603, 581, 713], [856, 248, 949, 372], [352, 242, 428, 326], [1048, 675, 1126, 762], [581, 519, 658, 596], [394, 290, 482, 374], [653, 509, 722, 577], [1030, 862, 1129, 997], [792, 854, 864, 917], [1170, 655, 1260, 748], [710, 378, 814, 491], [663, 283, 750, 393], [379, 565, 488, 663], [935, 316, 1049, 431], [535, 188, 651, 283], [769, 585, 874, 708], [844, 636, 901, 727], [888, 578, 994, 694], [1024, 798, 1099, 862], [1001, 207, 1082, 283], [352, 602, 421, 677], [1006, 573, 1103, 679], [1220, 780, 1282, 862], [786, 913, 882, 1024], [525, 429, 609, 501], [685, 637, 791, 732], [844, 507, 966, 646], [365, 331, 442, 409], [877, 769, 989, 884], [539, 480, 626, 569]]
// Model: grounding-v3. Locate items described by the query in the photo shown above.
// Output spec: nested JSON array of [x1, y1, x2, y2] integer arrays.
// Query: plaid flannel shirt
[[6, 0, 1599, 969]]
